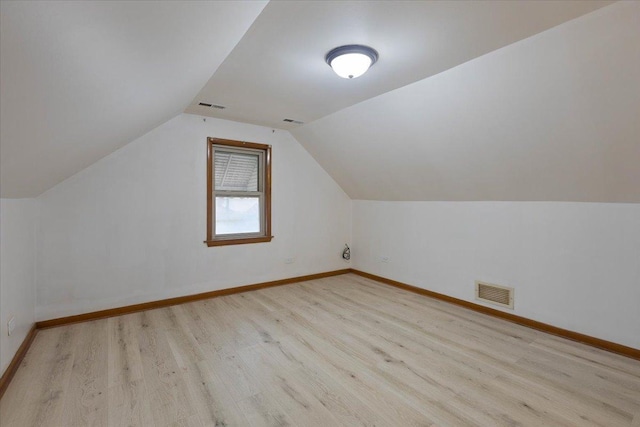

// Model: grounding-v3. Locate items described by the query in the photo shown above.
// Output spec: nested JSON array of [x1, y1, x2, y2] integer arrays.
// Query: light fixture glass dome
[[326, 45, 378, 79]]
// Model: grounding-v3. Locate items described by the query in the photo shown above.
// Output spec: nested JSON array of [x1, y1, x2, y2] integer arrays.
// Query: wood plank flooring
[[1, 273, 639, 426]]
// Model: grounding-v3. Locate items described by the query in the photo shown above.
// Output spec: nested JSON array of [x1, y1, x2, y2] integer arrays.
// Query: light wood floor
[[1, 274, 639, 426]]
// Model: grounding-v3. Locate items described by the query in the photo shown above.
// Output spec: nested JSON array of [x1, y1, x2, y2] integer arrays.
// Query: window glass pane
[[215, 197, 260, 235], [214, 150, 259, 191]]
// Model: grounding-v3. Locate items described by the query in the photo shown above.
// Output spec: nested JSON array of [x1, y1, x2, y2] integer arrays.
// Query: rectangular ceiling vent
[[199, 102, 226, 109], [283, 118, 304, 124], [475, 281, 514, 309]]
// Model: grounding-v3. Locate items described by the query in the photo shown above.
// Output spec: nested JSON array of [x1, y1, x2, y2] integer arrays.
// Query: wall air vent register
[[475, 281, 514, 309]]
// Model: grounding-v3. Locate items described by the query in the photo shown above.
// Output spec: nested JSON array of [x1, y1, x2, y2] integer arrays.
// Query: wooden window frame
[[205, 137, 272, 247]]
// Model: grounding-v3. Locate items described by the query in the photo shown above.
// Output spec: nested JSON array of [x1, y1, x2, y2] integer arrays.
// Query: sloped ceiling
[[186, 0, 612, 130], [291, 1, 640, 202], [2, 1, 637, 203], [0, 1, 267, 198]]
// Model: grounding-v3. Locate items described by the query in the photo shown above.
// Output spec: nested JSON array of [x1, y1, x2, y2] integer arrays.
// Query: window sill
[[204, 236, 273, 247]]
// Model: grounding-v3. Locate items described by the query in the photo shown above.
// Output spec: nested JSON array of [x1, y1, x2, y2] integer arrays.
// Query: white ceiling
[[0, 1, 267, 198], [2, 1, 636, 203], [186, 0, 612, 129], [291, 1, 640, 202]]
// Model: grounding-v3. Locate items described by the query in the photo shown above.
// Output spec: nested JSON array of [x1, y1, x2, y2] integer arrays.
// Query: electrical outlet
[[285, 257, 295, 264], [7, 316, 15, 336]]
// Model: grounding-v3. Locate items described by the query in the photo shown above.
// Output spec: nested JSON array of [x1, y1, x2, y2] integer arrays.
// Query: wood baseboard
[[1, 269, 348, 401], [36, 269, 352, 329], [350, 269, 640, 361], [0, 324, 38, 400], [5, 266, 635, 403]]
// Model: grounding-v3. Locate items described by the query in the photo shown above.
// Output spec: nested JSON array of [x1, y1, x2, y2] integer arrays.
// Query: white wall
[[10, 115, 640, 354], [0, 198, 38, 375], [353, 200, 640, 348], [36, 114, 351, 320]]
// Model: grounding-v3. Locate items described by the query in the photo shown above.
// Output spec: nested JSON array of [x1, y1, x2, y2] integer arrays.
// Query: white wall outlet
[[285, 257, 295, 264], [7, 316, 16, 336]]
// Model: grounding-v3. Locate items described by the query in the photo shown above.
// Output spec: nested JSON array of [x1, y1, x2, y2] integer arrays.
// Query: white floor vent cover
[[475, 281, 514, 309]]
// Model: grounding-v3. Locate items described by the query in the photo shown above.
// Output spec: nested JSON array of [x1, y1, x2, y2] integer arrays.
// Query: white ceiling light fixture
[[325, 45, 378, 79]]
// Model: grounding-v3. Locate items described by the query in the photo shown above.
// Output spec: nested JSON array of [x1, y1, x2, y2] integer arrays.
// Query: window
[[205, 138, 272, 246]]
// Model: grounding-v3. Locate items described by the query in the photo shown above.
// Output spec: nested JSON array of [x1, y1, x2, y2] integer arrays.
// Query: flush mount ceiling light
[[325, 45, 378, 79]]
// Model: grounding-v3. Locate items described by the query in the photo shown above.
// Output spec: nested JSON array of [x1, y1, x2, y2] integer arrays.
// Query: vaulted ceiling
[[291, 1, 640, 202], [185, 0, 613, 129], [0, 1, 268, 197], [2, 1, 638, 202]]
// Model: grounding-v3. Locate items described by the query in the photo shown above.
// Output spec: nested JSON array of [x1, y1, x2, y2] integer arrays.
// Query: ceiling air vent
[[199, 102, 226, 109], [475, 281, 514, 309], [283, 118, 304, 124]]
